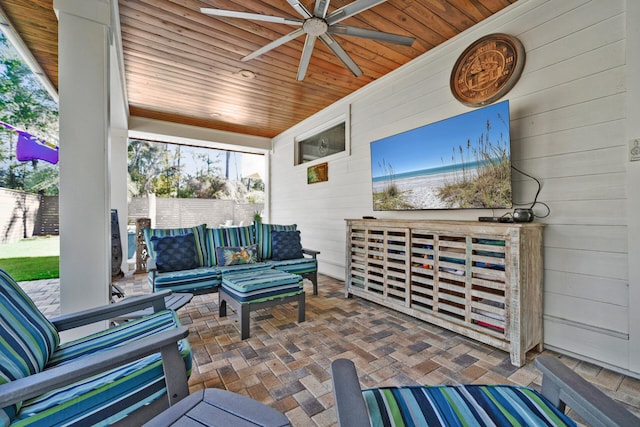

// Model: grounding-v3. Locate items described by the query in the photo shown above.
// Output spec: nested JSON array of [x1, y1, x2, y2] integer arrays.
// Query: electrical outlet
[[631, 139, 640, 162]]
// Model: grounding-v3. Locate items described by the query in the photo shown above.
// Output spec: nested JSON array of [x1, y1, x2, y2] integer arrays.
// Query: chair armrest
[[50, 289, 172, 331], [536, 355, 639, 427], [330, 359, 371, 427], [0, 326, 190, 409], [302, 248, 320, 259]]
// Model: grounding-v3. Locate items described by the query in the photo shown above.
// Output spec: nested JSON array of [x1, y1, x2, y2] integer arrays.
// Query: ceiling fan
[[201, 0, 415, 81]]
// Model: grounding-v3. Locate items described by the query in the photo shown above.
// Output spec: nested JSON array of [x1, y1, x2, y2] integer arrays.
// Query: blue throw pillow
[[151, 233, 199, 272], [271, 230, 303, 261], [215, 244, 259, 266]]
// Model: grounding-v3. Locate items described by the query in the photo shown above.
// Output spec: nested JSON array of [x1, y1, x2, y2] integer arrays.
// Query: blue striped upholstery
[[253, 223, 297, 261], [48, 310, 185, 367], [144, 223, 316, 295], [217, 262, 271, 275], [14, 310, 191, 426], [149, 266, 221, 293], [0, 269, 192, 426], [143, 224, 207, 267], [362, 385, 577, 427], [268, 258, 317, 275], [204, 226, 256, 267], [222, 269, 302, 303], [0, 269, 59, 422]]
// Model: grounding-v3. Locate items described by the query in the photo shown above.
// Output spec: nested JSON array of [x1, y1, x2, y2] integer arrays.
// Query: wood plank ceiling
[[1, 0, 517, 138]]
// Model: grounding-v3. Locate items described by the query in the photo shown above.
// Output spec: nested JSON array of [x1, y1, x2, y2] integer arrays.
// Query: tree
[[0, 33, 59, 194], [127, 139, 265, 202]]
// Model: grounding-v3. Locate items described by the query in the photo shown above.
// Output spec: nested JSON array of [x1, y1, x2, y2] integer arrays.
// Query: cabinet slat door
[[345, 219, 543, 367]]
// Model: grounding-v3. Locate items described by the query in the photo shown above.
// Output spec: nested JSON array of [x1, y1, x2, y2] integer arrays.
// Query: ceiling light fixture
[[238, 70, 256, 79]]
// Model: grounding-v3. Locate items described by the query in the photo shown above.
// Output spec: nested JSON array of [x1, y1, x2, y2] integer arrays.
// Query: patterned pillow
[[253, 222, 297, 261], [0, 269, 60, 422], [215, 244, 259, 266], [271, 230, 303, 261], [151, 233, 199, 272], [143, 224, 207, 267]]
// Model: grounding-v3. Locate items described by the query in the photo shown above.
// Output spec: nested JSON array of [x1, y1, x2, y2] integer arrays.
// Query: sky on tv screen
[[370, 100, 511, 210], [371, 101, 510, 179]]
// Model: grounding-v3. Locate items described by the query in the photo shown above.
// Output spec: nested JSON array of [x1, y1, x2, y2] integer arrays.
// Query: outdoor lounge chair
[[0, 269, 191, 426], [331, 356, 639, 427]]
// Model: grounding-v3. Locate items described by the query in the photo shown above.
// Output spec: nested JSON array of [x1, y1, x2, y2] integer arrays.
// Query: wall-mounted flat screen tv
[[370, 100, 512, 211]]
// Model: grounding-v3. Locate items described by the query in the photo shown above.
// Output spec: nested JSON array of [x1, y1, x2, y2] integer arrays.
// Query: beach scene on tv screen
[[370, 100, 512, 210]]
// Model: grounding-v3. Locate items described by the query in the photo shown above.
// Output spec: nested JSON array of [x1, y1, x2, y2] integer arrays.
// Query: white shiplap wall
[[270, 0, 637, 375]]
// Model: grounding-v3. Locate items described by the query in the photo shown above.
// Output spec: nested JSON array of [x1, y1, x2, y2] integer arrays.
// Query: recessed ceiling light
[[210, 112, 221, 118], [238, 69, 256, 79]]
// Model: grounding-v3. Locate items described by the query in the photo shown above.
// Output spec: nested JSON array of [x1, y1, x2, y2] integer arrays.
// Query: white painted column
[[55, 0, 112, 322], [626, 0, 640, 375]]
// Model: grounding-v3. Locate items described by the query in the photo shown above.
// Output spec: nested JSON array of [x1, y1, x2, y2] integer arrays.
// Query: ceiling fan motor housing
[[303, 17, 328, 36]]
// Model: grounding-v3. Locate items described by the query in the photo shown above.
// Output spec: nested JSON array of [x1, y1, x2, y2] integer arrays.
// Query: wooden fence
[[0, 188, 53, 243]]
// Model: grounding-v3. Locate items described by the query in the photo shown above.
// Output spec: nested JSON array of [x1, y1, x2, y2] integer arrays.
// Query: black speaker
[[513, 208, 534, 223], [111, 209, 123, 277]]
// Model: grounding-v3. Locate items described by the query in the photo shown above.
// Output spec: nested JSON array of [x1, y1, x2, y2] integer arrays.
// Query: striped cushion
[[253, 223, 297, 261], [362, 385, 577, 427], [222, 269, 302, 303], [204, 226, 256, 267], [48, 310, 181, 366], [13, 310, 192, 426], [217, 263, 271, 276], [268, 258, 317, 275], [143, 224, 207, 267], [148, 267, 222, 293], [222, 285, 303, 304], [0, 269, 59, 423]]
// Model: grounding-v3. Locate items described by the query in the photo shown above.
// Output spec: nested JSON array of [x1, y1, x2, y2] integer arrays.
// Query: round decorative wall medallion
[[450, 33, 525, 107]]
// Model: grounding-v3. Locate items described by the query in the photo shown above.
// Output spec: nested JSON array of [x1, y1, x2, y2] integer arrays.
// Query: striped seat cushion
[[48, 310, 184, 366], [217, 262, 272, 275], [268, 257, 317, 275], [204, 225, 256, 267], [362, 385, 577, 427], [143, 224, 207, 267], [222, 269, 302, 303], [13, 310, 192, 426], [0, 269, 59, 422], [148, 267, 221, 293]]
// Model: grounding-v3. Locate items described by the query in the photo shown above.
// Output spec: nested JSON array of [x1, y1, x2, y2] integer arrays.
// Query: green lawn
[[0, 236, 60, 281]]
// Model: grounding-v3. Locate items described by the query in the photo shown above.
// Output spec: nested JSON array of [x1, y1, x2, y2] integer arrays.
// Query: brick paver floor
[[19, 273, 640, 426]]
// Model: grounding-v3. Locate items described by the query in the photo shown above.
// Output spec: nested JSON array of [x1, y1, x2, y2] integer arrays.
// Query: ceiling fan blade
[[200, 8, 302, 26], [319, 33, 363, 77], [297, 35, 318, 80], [242, 28, 305, 62], [326, 0, 388, 25], [329, 25, 415, 46], [287, 0, 313, 19], [314, 0, 331, 19]]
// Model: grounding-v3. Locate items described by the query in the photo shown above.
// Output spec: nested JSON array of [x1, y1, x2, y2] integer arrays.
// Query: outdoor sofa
[[143, 222, 319, 295]]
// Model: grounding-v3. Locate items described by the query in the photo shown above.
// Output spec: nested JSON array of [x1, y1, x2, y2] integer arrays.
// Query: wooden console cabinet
[[345, 219, 544, 366]]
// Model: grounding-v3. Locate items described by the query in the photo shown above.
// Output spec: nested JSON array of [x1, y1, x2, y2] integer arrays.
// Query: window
[[294, 108, 350, 165]]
